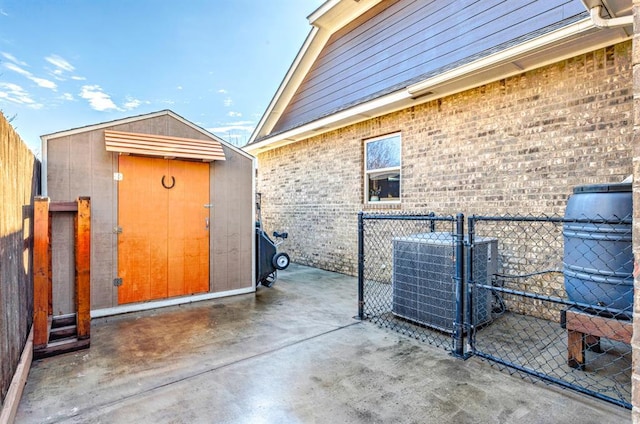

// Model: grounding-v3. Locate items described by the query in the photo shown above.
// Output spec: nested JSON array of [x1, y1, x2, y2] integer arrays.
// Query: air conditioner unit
[[392, 232, 498, 333]]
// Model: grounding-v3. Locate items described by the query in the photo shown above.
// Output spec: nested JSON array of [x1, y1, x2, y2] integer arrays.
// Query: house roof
[[246, 0, 632, 154]]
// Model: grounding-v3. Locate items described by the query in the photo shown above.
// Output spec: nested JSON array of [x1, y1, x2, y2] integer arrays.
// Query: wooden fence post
[[33, 197, 50, 348]]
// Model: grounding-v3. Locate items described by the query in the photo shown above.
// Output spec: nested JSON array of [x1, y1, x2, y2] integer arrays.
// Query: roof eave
[[247, 0, 382, 145]]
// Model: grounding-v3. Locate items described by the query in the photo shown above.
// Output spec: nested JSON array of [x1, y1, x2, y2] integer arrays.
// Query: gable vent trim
[[105, 130, 226, 162]]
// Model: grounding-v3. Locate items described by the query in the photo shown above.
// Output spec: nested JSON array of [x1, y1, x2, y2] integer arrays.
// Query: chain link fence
[[358, 212, 632, 409], [357, 213, 460, 352]]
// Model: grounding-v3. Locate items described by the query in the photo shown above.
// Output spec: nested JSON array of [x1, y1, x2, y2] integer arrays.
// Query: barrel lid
[[573, 183, 632, 194]]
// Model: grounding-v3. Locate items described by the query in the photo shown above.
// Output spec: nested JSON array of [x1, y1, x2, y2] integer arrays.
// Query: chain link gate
[[358, 212, 632, 409], [357, 212, 463, 353], [468, 215, 632, 409]]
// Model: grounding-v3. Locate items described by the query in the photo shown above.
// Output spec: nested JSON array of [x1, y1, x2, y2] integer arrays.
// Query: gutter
[[589, 4, 633, 28]]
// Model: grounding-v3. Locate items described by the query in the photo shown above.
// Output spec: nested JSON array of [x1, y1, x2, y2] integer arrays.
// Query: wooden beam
[[33, 197, 50, 348], [565, 309, 633, 343], [47, 211, 52, 316], [33, 338, 90, 360], [75, 197, 91, 340], [49, 201, 78, 212], [0, 327, 33, 424], [567, 330, 585, 370]]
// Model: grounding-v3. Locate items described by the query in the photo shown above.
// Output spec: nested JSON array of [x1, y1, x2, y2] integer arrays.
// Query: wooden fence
[[0, 113, 40, 410]]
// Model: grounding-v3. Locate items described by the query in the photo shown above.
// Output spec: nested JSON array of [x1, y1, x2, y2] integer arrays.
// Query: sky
[[0, 0, 325, 155]]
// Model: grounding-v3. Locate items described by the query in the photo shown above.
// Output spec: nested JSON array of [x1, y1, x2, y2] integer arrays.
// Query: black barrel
[[563, 183, 633, 312]]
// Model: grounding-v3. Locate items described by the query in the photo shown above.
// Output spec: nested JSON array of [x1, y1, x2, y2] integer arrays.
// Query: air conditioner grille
[[392, 232, 497, 333]]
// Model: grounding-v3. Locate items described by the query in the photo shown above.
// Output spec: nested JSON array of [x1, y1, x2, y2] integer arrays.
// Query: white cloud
[[218, 89, 227, 94], [0, 9, 8, 17], [79, 85, 120, 111], [1, 52, 26, 66], [177, 85, 183, 90], [123, 97, 145, 110], [223, 97, 233, 107], [45, 55, 74, 72], [71, 75, 86, 81], [228, 111, 242, 118], [4, 62, 57, 90], [61, 93, 74, 101], [0, 82, 42, 108], [4, 62, 30, 76], [30, 76, 57, 90]]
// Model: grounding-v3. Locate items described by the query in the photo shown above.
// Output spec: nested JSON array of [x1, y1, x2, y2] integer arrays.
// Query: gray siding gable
[[269, 0, 587, 137]]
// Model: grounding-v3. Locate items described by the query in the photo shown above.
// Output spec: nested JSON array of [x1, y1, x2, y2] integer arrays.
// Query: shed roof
[[41, 109, 255, 196], [104, 130, 226, 162], [246, 0, 632, 154]]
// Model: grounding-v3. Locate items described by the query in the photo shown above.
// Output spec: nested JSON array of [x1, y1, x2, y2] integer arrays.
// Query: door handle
[[205, 217, 210, 230]]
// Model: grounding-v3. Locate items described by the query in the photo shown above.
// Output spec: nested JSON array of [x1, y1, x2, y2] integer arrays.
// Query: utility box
[[392, 232, 498, 333]]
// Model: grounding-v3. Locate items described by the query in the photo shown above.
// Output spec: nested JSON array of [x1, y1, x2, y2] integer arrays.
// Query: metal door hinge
[[204, 204, 213, 209], [113, 226, 122, 234], [113, 278, 123, 287], [114, 172, 123, 181]]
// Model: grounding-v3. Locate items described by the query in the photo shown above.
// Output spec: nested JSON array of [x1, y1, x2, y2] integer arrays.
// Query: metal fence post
[[429, 211, 436, 232], [453, 213, 465, 358], [466, 217, 475, 354], [357, 211, 364, 320]]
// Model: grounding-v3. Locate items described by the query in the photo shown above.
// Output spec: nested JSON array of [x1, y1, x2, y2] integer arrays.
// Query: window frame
[[364, 133, 401, 205]]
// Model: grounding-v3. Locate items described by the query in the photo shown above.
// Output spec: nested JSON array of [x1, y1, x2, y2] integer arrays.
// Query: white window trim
[[364, 133, 401, 205]]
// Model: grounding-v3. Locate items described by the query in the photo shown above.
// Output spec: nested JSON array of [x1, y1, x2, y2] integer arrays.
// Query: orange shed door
[[117, 155, 210, 304]]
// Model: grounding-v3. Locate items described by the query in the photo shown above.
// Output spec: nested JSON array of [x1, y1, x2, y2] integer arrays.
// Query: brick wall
[[256, 42, 633, 276]]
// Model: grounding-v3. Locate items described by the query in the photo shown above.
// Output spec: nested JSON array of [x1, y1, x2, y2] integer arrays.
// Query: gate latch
[[113, 226, 123, 234], [113, 278, 123, 287]]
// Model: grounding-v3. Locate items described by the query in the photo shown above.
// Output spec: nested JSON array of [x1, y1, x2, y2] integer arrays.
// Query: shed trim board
[[105, 130, 226, 162], [246, 0, 632, 153], [41, 109, 252, 197], [91, 286, 256, 318]]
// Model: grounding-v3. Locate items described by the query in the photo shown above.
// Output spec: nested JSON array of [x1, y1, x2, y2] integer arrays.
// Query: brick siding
[[256, 42, 633, 277]]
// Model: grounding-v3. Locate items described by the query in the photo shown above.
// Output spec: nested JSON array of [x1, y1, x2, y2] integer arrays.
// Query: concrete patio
[[16, 264, 630, 423]]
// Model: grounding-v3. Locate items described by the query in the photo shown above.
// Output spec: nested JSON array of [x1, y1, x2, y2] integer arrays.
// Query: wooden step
[[51, 315, 76, 329], [49, 325, 77, 341]]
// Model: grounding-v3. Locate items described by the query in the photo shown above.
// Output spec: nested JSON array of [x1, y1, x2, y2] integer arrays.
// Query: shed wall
[[211, 144, 254, 292], [46, 114, 253, 313], [256, 42, 633, 275]]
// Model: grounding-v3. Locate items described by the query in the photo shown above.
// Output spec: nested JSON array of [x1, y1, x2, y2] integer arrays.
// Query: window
[[365, 133, 401, 203]]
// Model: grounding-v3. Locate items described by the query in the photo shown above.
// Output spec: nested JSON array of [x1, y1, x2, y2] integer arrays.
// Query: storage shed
[[41, 110, 255, 317]]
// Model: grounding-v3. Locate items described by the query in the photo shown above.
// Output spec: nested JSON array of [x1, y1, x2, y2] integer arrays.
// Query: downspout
[[590, 5, 633, 28]]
